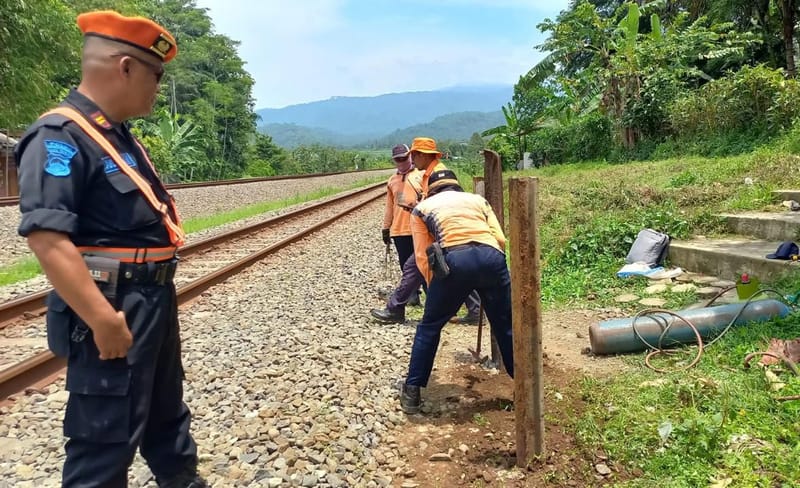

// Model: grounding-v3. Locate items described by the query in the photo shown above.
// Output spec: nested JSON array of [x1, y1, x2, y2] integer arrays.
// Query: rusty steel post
[[482, 150, 504, 370], [509, 176, 544, 465]]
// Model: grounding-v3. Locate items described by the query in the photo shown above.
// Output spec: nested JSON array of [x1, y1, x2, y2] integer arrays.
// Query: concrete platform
[[720, 211, 800, 241], [669, 237, 799, 282], [773, 189, 800, 202]]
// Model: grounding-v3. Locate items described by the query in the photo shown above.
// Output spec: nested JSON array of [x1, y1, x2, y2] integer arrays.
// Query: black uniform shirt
[[16, 89, 175, 248]]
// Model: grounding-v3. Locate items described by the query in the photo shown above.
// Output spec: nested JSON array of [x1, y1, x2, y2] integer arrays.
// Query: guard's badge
[[43, 140, 77, 177], [150, 33, 174, 59], [90, 111, 111, 129], [102, 153, 138, 174]]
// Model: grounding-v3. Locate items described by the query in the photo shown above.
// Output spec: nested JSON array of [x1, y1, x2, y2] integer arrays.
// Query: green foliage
[[669, 65, 800, 140], [0, 257, 42, 287], [133, 108, 203, 181], [527, 112, 613, 165], [518, 0, 770, 162], [3, 0, 259, 181], [1, 0, 81, 128], [243, 133, 287, 177], [549, 208, 689, 271]]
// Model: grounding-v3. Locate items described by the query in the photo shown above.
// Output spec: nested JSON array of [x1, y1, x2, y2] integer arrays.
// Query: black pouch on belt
[[45, 291, 72, 357], [426, 242, 450, 280], [84, 255, 121, 301]]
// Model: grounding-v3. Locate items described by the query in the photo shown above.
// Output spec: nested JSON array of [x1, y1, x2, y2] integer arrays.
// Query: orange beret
[[77, 10, 177, 63]]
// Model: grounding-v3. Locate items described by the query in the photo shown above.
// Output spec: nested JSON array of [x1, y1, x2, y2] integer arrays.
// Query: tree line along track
[[0, 168, 392, 207], [0, 182, 386, 401]]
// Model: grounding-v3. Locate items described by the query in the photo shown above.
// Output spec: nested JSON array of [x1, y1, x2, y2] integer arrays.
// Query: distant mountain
[[261, 123, 357, 148], [262, 110, 506, 149], [256, 85, 512, 137], [372, 111, 505, 147]]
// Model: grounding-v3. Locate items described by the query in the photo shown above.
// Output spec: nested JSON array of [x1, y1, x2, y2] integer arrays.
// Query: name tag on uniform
[[102, 153, 138, 174], [88, 269, 111, 283]]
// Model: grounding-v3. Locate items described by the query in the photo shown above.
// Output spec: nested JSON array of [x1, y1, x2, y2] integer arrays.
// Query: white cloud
[[195, 0, 562, 108]]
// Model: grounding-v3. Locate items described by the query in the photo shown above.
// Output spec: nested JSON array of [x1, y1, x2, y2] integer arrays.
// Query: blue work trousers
[[56, 283, 198, 487], [406, 244, 514, 386]]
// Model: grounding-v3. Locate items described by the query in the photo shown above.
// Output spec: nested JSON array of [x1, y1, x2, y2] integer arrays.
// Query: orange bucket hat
[[77, 10, 178, 63], [410, 137, 442, 157]]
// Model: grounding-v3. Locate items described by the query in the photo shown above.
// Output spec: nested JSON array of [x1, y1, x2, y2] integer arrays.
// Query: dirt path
[[393, 308, 631, 487]]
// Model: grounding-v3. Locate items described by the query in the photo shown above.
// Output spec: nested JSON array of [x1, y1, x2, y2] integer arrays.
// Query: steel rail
[[0, 185, 384, 400], [0, 168, 391, 206], [0, 182, 384, 327]]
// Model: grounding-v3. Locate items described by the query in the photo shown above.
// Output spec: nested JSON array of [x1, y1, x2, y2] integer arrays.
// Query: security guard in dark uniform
[[15, 10, 206, 488]]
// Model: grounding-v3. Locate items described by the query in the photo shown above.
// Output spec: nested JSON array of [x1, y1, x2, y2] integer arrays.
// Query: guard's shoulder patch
[[43, 140, 78, 177]]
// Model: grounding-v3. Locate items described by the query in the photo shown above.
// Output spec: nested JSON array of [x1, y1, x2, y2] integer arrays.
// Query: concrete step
[[720, 211, 800, 241], [669, 237, 799, 282], [773, 189, 800, 202]]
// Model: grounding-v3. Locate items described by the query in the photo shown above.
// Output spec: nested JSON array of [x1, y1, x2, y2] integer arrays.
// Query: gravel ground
[[0, 202, 422, 487], [0, 170, 393, 268]]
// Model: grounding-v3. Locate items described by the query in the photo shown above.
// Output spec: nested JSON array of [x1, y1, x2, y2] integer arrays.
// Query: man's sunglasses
[[110, 53, 165, 83]]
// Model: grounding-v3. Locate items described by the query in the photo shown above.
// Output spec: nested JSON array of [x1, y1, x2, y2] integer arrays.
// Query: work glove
[[382, 228, 391, 245]]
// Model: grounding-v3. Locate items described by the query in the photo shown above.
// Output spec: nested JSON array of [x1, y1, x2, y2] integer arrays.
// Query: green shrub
[[528, 113, 613, 165], [669, 65, 800, 140]]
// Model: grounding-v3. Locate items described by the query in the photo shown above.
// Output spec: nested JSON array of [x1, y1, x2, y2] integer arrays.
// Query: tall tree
[[1, 0, 80, 128]]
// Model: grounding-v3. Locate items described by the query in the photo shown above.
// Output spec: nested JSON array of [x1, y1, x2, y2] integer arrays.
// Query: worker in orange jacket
[[380, 144, 423, 305], [399, 168, 514, 414]]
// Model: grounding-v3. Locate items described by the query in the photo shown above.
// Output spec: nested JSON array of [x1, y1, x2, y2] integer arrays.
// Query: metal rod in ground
[[509, 176, 545, 465]]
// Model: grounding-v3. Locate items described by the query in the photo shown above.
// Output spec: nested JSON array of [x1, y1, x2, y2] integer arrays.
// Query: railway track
[[0, 168, 391, 207], [0, 182, 385, 401]]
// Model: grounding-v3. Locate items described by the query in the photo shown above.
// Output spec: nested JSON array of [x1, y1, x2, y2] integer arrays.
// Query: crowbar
[[468, 303, 488, 363]]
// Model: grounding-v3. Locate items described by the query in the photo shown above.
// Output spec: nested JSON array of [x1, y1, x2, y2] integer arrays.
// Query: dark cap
[[391, 144, 410, 160], [428, 169, 461, 193], [766, 241, 799, 260]]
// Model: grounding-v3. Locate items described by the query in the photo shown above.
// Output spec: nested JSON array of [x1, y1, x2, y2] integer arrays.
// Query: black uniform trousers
[[406, 243, 514, 386], [392, 235, 414, 270], [58, 282, 197, 487]]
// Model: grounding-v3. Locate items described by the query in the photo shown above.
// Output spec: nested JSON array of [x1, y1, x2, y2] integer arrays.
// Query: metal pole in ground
[[482, 150, 504, 370], [509, 176, 544, 465]]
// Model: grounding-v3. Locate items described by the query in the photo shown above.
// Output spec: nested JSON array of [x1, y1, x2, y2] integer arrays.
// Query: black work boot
[[370, 307, 405, 323], [450, 311, 480, 325], [159, 469, 208, 488], [400, 384, 421, 414]]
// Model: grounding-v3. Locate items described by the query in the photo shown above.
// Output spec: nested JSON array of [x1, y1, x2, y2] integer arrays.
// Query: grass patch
[[487, 148, 800, 308], [575, 307, 800, 487], [0, 256, 42, 287]]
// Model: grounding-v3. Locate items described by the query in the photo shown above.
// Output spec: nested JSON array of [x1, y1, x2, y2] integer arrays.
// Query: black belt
[[119, 259, 178, 285], [444, 243, 483, 254]]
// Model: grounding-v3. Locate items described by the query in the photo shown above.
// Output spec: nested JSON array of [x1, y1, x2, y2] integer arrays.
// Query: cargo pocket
[[64, 366, 131, 443], [45, 292, 72, 357], [105, 170, 160, 230]]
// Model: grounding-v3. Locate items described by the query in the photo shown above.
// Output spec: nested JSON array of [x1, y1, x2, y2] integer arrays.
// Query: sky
[[193, 0, 571, 109]]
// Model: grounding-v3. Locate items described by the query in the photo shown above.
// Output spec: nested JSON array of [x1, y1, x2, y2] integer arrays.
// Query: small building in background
[[1, 132, 19, 197]]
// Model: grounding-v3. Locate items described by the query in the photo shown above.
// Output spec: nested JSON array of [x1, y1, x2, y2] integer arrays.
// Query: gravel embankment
[[0, 171, 393, 268], [0, 202, 421, 487]]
